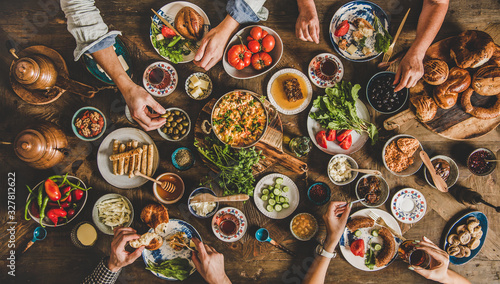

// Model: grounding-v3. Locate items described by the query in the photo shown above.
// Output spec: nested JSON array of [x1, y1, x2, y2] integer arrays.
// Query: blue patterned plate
[[142, 219, 201, 281], [390, 188, 427, 224], [329, 1, 389, 62], [81, 37, 132, 84], [308, 53, 344, 88], [443, 211, 488, 265], [142, 61, 178, 97]]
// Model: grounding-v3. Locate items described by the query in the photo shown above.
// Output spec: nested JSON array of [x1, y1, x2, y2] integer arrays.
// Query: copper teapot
[[12, 54, 58, 91], [14, 122, 68, 169]]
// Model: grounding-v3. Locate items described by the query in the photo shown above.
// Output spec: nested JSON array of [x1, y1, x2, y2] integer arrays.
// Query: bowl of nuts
[[158, 108, 191, 141], [72, 106, 106, 141]]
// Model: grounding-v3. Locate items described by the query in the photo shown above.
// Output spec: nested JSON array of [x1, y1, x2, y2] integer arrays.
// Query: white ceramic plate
[[307, 99, 370, 155], [390, 188, 427, 224], [142, 219, 201, 280], [211, 207, 247, 242], [266, 68, 313, 115], [339, 208, 402, 271], [253, 173, 299, 219], [308, 53, 344, 88], [124, 105, 136, 124], [92, 193, 134, 235], [143, 61, 178, 97], [150, 1, 210, 63], [97, 128, 159, 189]]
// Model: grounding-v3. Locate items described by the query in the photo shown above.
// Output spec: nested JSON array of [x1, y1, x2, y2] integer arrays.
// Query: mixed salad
[[151, 22, 193, 64]]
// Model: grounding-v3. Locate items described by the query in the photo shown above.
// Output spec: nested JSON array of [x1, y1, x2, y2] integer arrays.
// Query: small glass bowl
[[171, 147, 195, 171], [467, 148, 496, 176]]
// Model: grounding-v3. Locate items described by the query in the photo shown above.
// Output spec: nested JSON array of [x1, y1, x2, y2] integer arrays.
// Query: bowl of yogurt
[[327, 154, 358, 186], [188, 187, 219, 218]]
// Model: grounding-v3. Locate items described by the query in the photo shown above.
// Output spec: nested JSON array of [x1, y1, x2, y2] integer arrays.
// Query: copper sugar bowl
[[14, 122, 68, 169]]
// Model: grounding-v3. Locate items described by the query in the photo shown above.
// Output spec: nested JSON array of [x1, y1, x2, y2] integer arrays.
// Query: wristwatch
[[315, 244, 337, 259]]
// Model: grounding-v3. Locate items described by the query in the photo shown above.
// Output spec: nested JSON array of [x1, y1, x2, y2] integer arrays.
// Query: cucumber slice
[[268, 199, 276, 206], [282, 186, 290, 192], [275, 177, 284, 184], [280, 196, 285, 203], [268, 185, 273, 190], [372, 243, 382, 251], [371, 230, 379, 237], [354, 230, 362, 237], [261, 195, 268, 201], [262, 189, 269, 195], [284, 197, 290, 203], [282, 203, 290, 209], [269, 193, 275, 199], [266, 205, 274, 212], [273, 188, 281, 196], [275, 195, 280, 202], [274, 204, 282, 212]]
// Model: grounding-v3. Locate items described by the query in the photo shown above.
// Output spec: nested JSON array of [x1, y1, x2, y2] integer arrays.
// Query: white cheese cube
[[191, 86, 203, 98], [198, 79, 210, 90], [346, 44, 358, 55], [156, 33, 164, 41], [190, 75, 201, 87]]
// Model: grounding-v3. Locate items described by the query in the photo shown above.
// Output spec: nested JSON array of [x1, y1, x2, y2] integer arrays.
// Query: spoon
[[419, 151, 448, 193], [190, 193, 249, 203], [340, 198, 366, 208], [485, 159, 500, 162], [134, 171, 175, 193], [255, 228, 296, 256], [22, 226, 47, 253], [347, 168, 382, 176]]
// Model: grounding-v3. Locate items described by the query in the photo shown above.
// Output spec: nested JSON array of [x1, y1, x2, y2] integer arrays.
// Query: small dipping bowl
[[355, 174, 389, 208], [382, 134, 424, 177], [307, 182, 331, 206], [185, 72, 213, 100], [71, 106, 107, 141], [424, 155, 459, 189], [188, 187, 219, 218], [153, 173, 185, 204], [158, 107, 191, 141], [172, 147, 195, 171], [366, 71, 408, 114], [33, 226, 47, 242], [290, 213, 318, 241], [255, 228, 271, 242], [71, 221, 98, 249], [327, 154, 358, 186], [467, 148, 496, 176]]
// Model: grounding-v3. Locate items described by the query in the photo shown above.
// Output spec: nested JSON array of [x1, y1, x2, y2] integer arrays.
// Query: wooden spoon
[[347, 168, 382, 176], [134, 170, 175, 193], [485, 159, 500, 162], [419, 151, 448, 192], [190, 193, 249, 203]]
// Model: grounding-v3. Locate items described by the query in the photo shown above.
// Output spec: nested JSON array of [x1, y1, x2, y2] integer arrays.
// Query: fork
[[368, 210, 406, 241]]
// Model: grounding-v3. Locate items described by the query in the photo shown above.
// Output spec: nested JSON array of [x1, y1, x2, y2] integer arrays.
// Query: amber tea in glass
[[398, 240, 431, 269]]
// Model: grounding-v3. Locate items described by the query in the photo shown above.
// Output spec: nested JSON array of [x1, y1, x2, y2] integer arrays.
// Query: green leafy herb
[[151, 22, 192, 64], [309, 81, 378, 143], [359, 36, 367, 48], [146, 258, 192, 281], [194, 135, 264, 196], [373, 15, 392, 53]]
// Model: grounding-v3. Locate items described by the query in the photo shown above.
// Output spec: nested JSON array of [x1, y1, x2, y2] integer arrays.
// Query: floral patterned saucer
[[212, 207, 247, 242], [308, 53, 344, 88], [391, 188, 427, 224], [142, 61, 178, 97]]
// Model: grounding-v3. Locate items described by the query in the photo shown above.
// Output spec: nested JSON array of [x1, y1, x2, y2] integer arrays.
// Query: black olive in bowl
[[366, 71, 408, 114]]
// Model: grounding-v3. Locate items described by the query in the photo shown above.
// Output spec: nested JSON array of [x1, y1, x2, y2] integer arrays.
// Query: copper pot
[[12, 54, 58, 91], [14, 122, 68, 169]]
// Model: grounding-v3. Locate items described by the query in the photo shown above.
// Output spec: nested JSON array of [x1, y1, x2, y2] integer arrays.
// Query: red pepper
[[73, 189, 84, 201], [339, 134, 352, 150], [337, 129, 352, 142], [46, 208, 67, 226], [326, 129, 336, 141], [315, 131, 328, 149], [60, 186, 72, 203], [67, 208, 76, 219], [334, 20, 350, 37], [30, 202, 40, 218], [44, 179, 61, 201], [350, 239, 365, 257]]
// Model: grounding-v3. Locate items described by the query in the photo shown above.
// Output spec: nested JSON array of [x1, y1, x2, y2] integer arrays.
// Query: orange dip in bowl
[[153, 173, 184, 204]]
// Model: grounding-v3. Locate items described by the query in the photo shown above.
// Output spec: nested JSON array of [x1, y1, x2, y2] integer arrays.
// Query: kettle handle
[[56, 75, 115, 98], [6, 40, 19, 59]]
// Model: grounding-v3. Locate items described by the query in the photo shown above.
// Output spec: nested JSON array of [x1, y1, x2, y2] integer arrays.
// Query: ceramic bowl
[[153, 173, 185, 204], [290, 213, 318, 241], [355, 174, 389, 208], [366, 71, 408, 114], [424, 155, 459, 189], [171, 147, 195, 171], [158, 107, 191, 141], [327, 154, 358, 186], [382, 134, 423, 177], [467, 148, 496, 176], [92, 193, 134, 235], [307, 182, 331, 206], [188, 187, 219, 218], [71, 106, 106, 141], [185, 72, 213, 100]]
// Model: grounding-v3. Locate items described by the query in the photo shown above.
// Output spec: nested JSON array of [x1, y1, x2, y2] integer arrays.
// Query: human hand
[[295, 2, 320, 43], [410, 236, 451, 283], [194, 15, 239, 71], [322, 201, 351, 251], [191, 238, 231, 284], [393, 49, 425, 92], [121, 83, 166, 131], [107, 227, 144, 272]]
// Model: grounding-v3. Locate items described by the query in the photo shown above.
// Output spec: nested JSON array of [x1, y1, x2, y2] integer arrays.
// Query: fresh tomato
[[251, 52, 273, 70], [247, 40, 261, 53], [339, 134, 352, 150], [326, 129, 336, 141], [260, 34, 275, 52], [227, 44, 252, 70], [161, 25, 176, 39], [73, 189, 84, 202], [334, 20, 350, 37], [247, 26, 275, 52], [60, 186, 72, 203], [44, 179, 61, 201], [337, 129, 352, 142], [315, 130, 328, 148], [350, 239, 365, 257]]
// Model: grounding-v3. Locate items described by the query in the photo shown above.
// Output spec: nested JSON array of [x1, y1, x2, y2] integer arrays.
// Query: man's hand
[[322, 201, 351, 252], [393, 48, 425, 92], [194, 15, 239, 71], [191, 238, 231, 284], [107, 227, 144, 272], [296, 0, 320, 44], [121, 83, 166, 131]]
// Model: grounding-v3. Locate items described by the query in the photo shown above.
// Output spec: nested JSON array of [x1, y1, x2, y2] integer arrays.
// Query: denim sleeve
[[60, 0, 121, 61], [226, 0, 268, 24]]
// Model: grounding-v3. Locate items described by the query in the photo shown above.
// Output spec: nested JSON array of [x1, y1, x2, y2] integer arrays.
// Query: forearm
[[303, 237, 338, 284], [410, 0, 449, 57], [218, 15, 240, 39], [441, 270, 471, 284], [297, 0, 316, 11], [91, 46, 134, 95]]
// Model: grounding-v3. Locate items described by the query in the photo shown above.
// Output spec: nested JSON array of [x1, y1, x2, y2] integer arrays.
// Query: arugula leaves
[[373, 15, 393, 53], [195, 135, 264, 196], [309, 81, 378, 143], [151, 22, 191, 64], [146, 258, 191, 281]]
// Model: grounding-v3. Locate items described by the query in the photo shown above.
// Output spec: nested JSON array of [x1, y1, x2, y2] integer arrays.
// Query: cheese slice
[[346, 44, 358, 55], [190, 75, 201, 87], [198, 79, 209, 90], [191, 86, 203, 98]]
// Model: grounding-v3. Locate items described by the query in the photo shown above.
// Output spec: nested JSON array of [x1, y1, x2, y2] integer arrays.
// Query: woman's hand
[[107, 227, 144, 272], [121, 83, 166, 131], [191, 238, 231, 284], [393, 48, 425, 92], [322, 201, 351, 251], [295, 0, 320, 43]]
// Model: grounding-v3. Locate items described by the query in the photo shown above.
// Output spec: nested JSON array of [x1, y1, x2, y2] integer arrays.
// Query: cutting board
[[194, 95, 308, 175]]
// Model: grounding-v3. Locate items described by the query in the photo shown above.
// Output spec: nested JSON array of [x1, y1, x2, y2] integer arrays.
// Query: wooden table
[[1, 0, 499, 283]]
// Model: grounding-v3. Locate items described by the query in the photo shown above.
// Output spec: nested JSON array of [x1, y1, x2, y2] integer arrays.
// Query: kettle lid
[[13, 57, 40, 85], [14, 129, 47, 162]]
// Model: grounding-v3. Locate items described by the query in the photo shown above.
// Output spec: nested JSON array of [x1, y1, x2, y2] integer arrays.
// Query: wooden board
[[194, 95, 308, 175]]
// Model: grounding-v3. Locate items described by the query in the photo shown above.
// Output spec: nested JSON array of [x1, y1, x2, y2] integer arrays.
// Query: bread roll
[[411, 94, 438, 122], [423, 59, 449, 85], [472, 65, 500, 96], [450, 30, 495, 69], [433, 67, 471, 109], [175, 7, 204, 40], [129, 232, 163, 250], [141, 204, 170, 233]]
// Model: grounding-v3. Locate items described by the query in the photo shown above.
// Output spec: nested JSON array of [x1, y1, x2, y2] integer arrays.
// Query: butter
[[190, 201, 216, 217]]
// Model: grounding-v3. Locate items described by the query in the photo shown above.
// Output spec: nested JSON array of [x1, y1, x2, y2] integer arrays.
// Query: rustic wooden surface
[[0, 0, 499, 283]]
